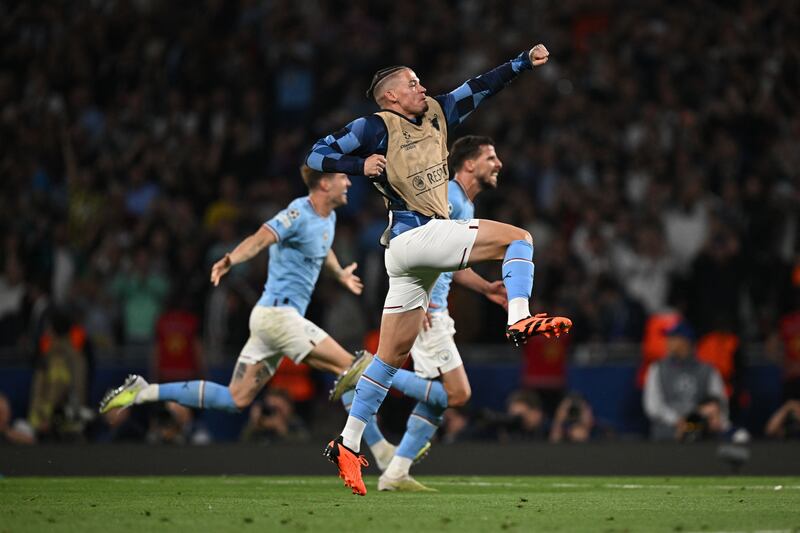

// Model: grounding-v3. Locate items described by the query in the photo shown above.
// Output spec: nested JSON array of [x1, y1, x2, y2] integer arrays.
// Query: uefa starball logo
[[412, 176, 426, 190]]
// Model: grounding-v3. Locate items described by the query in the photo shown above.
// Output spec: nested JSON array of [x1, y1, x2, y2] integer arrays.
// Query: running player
[[307, 44, 572, 495], [99, 166, 396, 467]]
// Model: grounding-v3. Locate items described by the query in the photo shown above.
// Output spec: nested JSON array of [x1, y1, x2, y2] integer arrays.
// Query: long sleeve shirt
[[305, 51, 533, 177]]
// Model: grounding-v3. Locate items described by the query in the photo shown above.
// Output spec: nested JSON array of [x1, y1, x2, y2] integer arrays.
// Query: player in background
[[307, 43, 572, 495], [100, 166, 400, 470]]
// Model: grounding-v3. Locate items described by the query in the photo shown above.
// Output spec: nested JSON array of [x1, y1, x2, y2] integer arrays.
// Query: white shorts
[[410, 310, 463, 379], [383, 219, 480, 313], [236, 306, 329, 373]]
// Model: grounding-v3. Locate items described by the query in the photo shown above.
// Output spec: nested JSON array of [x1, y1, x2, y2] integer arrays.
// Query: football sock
[[389, 402, 445, 477], [341, 357, 398, 452], [503, 240, 534, 324], [141, 381, 239, 412], [390, 369, 449, 409], [341, 389, 385, 447]]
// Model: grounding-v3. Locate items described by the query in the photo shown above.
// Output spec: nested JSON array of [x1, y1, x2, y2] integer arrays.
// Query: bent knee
[[514, 229, 533, 245], [502, 227, 532, 247], [229, 387, 254, 410], [447, 388, 472, 407]]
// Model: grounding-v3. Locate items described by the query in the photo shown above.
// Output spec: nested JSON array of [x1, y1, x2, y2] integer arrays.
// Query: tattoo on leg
[[255, 364, 271, 384], [232, 363, 246, 382]]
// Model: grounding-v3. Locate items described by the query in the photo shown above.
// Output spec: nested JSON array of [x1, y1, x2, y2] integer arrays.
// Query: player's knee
[[448, 387, 472, 407], [521, 230, 533, 245], [229, 386, 252, 411], [512, 228, 533, 245], [501, 227, 532, 248]]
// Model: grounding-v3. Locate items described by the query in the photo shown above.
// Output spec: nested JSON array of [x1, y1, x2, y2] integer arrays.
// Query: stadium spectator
[[147, 402, 210, 445], [0, 392, 35, 445], [643, 321, 729, 441], [549, 392, 595, 443], [109, 247, 170, 345], [439, 406, 473, 444], [0, 254, 26, 348], [677, 396, 733, 443], [151, 292, 205, 383], [241, 388, 309, 444], [497, 389, 547, 442], [27, 310, 90, 442], [764, 400, 800, 440], [777, 304, 800, 400]]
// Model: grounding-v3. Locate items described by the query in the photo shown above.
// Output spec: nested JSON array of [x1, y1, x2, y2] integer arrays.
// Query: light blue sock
[[341, 389, 385, 446], [396, 402, 445, 459], [502, 240, 534, 300], [157, 381, 239, 412], [348, 357, 397, 423], [391, 369, 448, 409]]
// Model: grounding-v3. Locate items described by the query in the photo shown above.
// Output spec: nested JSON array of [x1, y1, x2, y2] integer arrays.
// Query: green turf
[[1, 476, 799, 532]]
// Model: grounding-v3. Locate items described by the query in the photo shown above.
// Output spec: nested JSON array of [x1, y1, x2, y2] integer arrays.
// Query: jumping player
[[306, 44, 572, 495]]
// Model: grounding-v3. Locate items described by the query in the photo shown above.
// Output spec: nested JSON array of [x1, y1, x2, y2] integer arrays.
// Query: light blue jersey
[[429, 180, 474, 312], [258, 196, 335, 315]]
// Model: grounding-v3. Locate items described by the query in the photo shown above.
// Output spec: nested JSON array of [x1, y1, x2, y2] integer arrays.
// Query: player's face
[[327, 173, 351, 207], [393, 69, 428, 117], [473, 144, 502, 189]]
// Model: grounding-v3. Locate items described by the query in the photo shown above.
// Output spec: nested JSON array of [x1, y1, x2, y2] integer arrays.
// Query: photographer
[[677, 396, 731, 442], [241, 388, 309, 444], [549, 393, 595, 443], [765, 400, 800, 439], [643, 321, 729, 441], [494, 389, 547, 443]]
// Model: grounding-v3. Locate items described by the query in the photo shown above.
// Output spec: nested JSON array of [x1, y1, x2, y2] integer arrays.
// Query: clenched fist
[[529, 44, 550, 67], [364, 154, 387, 177]]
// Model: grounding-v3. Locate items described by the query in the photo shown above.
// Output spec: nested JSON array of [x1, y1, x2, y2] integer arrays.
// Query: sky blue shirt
[[258, 196, 335, 316], [429, 180, 474, 313]]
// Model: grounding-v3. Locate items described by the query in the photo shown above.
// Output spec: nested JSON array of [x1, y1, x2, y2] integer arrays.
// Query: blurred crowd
[[1, 1, 800, 444]]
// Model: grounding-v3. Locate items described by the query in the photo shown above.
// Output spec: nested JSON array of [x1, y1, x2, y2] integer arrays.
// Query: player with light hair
[[307, 44, 573, 495], [100, 166, 403, 470]]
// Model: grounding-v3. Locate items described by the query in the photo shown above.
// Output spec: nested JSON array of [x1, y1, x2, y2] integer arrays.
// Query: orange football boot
[[506, 312, 573, 346], [324, 436, 369, 496]]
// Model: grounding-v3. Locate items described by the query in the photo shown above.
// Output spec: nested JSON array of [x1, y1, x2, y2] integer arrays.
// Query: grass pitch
[[1, 476, 798, 532]]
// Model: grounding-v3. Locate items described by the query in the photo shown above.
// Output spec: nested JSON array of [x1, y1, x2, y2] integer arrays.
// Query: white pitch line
[[685, 530, 793, 533]]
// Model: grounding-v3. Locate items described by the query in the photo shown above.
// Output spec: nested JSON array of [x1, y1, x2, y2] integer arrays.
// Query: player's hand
[[422, 302, 440, 331], [339, 262, 364, 295], [363, 154, 387, 177], [529, 44, 549, 67], [210, 254, 232, 286], [484, 280, 508, 310]]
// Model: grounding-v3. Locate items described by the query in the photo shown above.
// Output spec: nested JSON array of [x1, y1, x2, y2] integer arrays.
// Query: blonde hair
[[300, 164, 326, 190]]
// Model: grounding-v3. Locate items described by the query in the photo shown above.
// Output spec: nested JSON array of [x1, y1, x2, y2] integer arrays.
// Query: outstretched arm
[[436, 44, 549, 129], [210, 225, 277, 286], [453, 268, 508, 309], [324, 249, 363, 295]]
